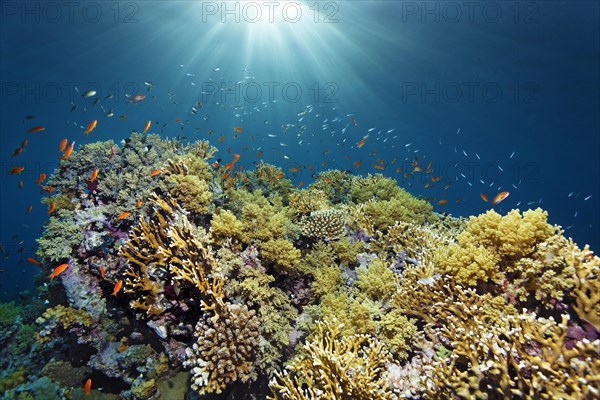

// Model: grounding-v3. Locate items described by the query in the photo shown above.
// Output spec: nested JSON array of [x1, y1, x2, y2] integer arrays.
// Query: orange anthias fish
[[59, 138, 68, 152], [83, 119, 97, 135], [26, 257, 42, 266], [150, 169, 161, 177], [135, 200, 143, 207], [84, 378, 92, 395], [233, 127, 243, 133], [89, 169, 99, 182], [117, 211, 130, 221], [9, 166, 24, 175], [438, 199, 448, 205], [26, 204, 32, 214], [142, 120, 151, 133], [480, 192, 489, 203], [112, 279, 123, 296], [492, 191, 510, 206], [11, 147, 23, 157], [37, 173, 47, 184], [63, 141, 75, 160], [47, 202, 55, 214], [27, 126, 45, 133], [99, 265, 105, 280], [49, 263, 68, 280], [356, 135, 368, 148]]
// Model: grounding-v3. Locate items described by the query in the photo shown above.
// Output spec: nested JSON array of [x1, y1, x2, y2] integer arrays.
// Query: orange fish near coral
[[116, 211, 130, 221], [492, 191, 510, 206], [84, 378, 92, 395], [480, 192, 489, 203], [135, 200, 143, 207], [63, 141, 75, 160], [89, 169, 99, 183], [49, 263, 68, 280], [27, 126, 45, 133], [47, 202, 55, 214], [83, 120, 97, 135], [112, 280, 123, 296], [99, 265, 105, 280], [9, 166, 24, 175], [438, 199, 448, 205], [59, 138, 68, 152], [142, 120, 151, 133], [150, 169, 161, 177], [233, 127, 243, 133], [26, 257, 42, 266], [37, 173, 47, 184]]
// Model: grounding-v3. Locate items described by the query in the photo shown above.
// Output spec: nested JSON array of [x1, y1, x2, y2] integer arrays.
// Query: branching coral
[[300, 209, 347, 240], [184, 303, 260, 395], [120, 193, 224, 319], [426, 312, 600, 399], [268, 320, 394, 400]]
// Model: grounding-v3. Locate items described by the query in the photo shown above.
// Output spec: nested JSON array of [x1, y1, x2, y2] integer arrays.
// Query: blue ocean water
[[0, 0, 598, 301]]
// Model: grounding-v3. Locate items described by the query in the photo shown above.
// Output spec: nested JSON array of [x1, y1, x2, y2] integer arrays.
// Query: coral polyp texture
[[2, 133, 598, 399]]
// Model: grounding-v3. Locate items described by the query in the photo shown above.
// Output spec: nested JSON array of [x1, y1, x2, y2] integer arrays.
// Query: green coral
[[241, 200, 293, 244], [329, 236, 363, 265], [209, 209, 245, 245], [0, 301, 22, 326], [0, 368, 26, 393], [349, 174, 403, 203], [356, 258, 398, 301], [379, 308, 419, 360], [349, 192, 436, 235], [237, 161, 294, 201], [259, 239, 301, 271], [288, 188, 330, 216], [167, 174, 212, 214], [309, 170, 354, 203], [435, 241, 502, 286], [36, 209, 84, 261], [312, 263, 343, 298]]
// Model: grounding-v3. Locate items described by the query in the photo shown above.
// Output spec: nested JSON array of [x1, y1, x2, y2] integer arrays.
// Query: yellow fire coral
[[268, 320, 394, 400], [120, 193, 225, 320]]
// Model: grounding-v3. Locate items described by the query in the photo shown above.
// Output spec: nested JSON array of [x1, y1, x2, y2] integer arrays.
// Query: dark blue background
[[1, 1, 598, 300]]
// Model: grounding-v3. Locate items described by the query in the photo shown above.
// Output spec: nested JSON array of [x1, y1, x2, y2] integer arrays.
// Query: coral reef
[[7, 132, 598, 400]]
